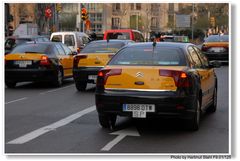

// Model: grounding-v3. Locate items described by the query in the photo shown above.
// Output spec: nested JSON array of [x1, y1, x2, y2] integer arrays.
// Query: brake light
[[108, 54, 114, 59], [201, 44, 209, 51], [73, 54, 88, 68], [97, 69, 122, 87], [159, 70, 190, 88], [40, 55, 50, 65]]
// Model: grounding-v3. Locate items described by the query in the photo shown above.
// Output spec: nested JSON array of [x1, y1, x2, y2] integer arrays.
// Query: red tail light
[[40, 55, 51, 66], [159, 70, 191, 88], [97, 69, 122, 86], [73, 54, 88, 68], [108, 54, 114, 59], [201, 44, 209, 51]]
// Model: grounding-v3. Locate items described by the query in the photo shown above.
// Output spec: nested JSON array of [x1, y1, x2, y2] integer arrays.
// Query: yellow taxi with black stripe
[[201, 35, 229, 63], [95, 42, 221, 130], [5, 42, 76, 88], [73, 40, 133, 91]]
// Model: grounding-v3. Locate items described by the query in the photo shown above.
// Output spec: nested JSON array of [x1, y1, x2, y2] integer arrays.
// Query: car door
[[193, 46, 216, 105], [188, 46, 212, 108], [61, 43, 74, 77], [55, 43, 71, 77], [64, 34, 76, 52]]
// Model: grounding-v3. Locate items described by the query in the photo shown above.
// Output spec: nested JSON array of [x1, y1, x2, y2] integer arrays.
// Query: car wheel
[[75, 81, 87, 91], [207, 87, 217, 113], [53, 68, 63, 87], [186, 98, 201, 131], [5, 81, 16, 88], [98, 114, 117, 129]]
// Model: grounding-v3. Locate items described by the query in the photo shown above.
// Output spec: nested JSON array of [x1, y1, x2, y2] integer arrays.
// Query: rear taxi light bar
[[73, 54, 88, 68], [159, 70, 190, 88], [97, 69, 122, 86], [40, 55, 50, 66]]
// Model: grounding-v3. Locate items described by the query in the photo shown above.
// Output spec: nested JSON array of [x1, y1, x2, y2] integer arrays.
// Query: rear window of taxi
[[10, 44, 54, 55], [80, 42, 126, 54], [109, 46, 186, 66]]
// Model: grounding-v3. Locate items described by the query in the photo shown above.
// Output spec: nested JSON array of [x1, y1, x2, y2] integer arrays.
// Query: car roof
[[125, 42, 192, 49], [21, 41, 63, 46], [51, 32, 88, 36], [90, 40, 134, 43]]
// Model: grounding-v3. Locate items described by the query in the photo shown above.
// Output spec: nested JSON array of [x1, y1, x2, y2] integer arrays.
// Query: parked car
[[5, 42, 76, 88], [95, 42, 221, 131], [50, 32, 91, 53], [5, 35, 49, 55], [73, 40, 133, 91], [201, 35, 229, 63], [103, 29, 145, 42]]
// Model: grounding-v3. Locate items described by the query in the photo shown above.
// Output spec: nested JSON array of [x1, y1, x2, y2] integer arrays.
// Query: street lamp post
[[192, 3, 194, 41]]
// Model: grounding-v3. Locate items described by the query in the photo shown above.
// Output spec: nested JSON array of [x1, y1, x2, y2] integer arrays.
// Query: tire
[[207, 87, 217, 113], [185, 98, 201, 131], [5, 81, 16, 88], [98, 114, 117, 129], [53, 68, 63, 87], [75, 81, 87, 91]]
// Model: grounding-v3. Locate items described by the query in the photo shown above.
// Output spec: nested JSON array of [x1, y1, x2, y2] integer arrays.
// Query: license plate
[[88, 75, 97, 82], [210, 47, 224, 53], [14, 60, 32, 68], [123, 104, 155, 118]]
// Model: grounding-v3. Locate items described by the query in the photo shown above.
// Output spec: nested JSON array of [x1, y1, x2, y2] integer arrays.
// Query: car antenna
[[107, 36, 110, 48], [152, 40, 157, 64]]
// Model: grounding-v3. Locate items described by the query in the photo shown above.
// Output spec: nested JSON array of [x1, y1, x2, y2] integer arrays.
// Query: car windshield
[[205, 35, 229, 42], [80, 42, 126, 53], [10, 44, 52, 55], [109, 46, 186, 66]]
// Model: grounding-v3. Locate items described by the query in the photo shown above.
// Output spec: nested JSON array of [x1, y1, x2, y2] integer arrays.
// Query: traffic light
[[56, 3, 62, 13], [45, 7, 52, 18], [81, 8, 88, 21], [210, 17, 215, 27]]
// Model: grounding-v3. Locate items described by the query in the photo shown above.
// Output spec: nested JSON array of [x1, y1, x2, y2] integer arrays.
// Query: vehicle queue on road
[[5, 29, 227, 131]]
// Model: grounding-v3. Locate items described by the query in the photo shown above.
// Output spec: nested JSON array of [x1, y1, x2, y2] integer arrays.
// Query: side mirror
[[209, 60, 221, 68]]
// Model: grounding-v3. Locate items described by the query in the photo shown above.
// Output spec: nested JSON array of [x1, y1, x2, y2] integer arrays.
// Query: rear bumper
[[203, 51, 229, 62], [95, 89, 197, 120], [5, 68, 57, 82], [73, 67, 103, 83]]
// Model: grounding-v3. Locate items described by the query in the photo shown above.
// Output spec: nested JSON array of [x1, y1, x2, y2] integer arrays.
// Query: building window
[[112, 18, 120, 29], [113, 3, 121, 11], [131, 4, 134, 10], [136, 4, 141, 10], [151, 17, 157, 27], [169, 3, 174, 12]]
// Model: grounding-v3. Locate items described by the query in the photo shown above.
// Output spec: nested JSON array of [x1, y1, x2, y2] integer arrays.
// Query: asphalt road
[[5, 66, 229, 154]]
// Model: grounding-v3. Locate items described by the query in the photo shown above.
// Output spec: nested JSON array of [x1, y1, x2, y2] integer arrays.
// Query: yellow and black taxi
[[5, 41, 76, 88], [73, 40, 133, 91], [95, 42, 221, 130], [201, 35, 229, 63]]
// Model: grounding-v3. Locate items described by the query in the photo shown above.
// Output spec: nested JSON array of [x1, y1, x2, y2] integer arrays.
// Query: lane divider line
[[39, 85, 74, 95], [7, 106, 96, 144], [5, 97, 28, 105]]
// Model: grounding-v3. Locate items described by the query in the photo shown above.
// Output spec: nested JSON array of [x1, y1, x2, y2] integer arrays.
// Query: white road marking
[[101, 127, 140, 151], [5, 97, 28, 105], [39, 85, 74, 95], [7, 105, 96, 144]]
